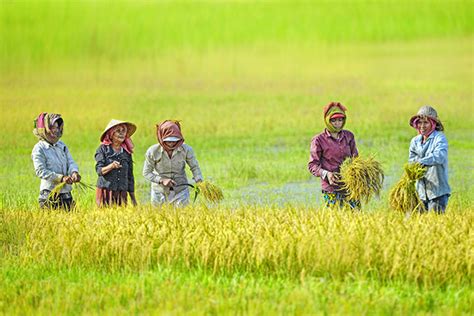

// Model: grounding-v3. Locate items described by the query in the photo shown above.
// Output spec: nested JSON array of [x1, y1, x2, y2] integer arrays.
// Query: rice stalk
[[48, 182, 67, 202], [338, 156, 384, 204], [48, 181, 94, 201], [389, 163, 427, 213], [75, 181, 95, 193], [196, 181, 224, 203]]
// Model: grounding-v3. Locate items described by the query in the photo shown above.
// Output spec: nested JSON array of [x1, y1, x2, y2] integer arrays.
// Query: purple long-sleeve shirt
[[308, 129, 358, 193]]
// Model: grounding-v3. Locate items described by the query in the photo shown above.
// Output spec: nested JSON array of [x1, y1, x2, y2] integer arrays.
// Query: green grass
[[1, 265, 472, 315], [1, 1, 473, 314]]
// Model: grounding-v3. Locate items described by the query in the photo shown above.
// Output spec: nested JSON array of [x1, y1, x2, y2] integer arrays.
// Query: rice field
[[1, 1, 473, 315]]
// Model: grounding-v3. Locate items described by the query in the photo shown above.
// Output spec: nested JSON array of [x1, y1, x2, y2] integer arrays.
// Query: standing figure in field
[[95, 119, 137, 207], [32, 112, 81, 210], [308, 102, 360, 208], [408, 106, 450, 213], [143, 120, 203, 206]]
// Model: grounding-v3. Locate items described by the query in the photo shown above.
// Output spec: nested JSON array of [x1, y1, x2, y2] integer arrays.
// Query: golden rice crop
[[389, 163, 426, 213], [3, 206, 472, 285], [196, 180, 224, 203], [338, 156, 384, 204]]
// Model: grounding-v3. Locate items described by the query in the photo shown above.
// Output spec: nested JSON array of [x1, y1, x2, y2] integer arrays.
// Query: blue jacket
[[408, 130, 451, 200]]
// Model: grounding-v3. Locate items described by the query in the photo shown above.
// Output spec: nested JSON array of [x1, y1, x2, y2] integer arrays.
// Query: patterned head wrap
[[323, 102, 347, 133], [33, 112, 64, 144]]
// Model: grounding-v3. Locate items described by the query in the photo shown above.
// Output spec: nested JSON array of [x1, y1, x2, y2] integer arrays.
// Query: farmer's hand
[[160, 178, 176, 187], [101, 161, 121, 176], [62, 175, 73, 184], [327, 172, 339, 186], [71, 172, 81, 183], [108, 161, 122, 169]]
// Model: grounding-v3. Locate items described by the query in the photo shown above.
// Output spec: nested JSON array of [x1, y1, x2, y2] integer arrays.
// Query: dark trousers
[[422, 194, 449, 214]]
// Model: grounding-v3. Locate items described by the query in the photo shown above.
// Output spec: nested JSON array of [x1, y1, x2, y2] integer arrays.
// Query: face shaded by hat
[[100, 119, 137, 141], [100, 119, 137, 154], [157, 120, 184, 156], [323, 102, 347, 133], [409, 106, 444, 132], [33, 112, 64, 144]]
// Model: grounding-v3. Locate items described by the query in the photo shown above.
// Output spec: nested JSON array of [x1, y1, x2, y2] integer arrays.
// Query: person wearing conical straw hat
[[143, 120, 203, 206], [408, 105, 450, 213], [31, 112, 81, 210], [95, 119, 137, 207], [308, 102, 360, 209]]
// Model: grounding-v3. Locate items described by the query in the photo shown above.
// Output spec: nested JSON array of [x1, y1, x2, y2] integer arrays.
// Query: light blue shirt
[[31, 140, 79, 194], [408, 130, 451, 200]]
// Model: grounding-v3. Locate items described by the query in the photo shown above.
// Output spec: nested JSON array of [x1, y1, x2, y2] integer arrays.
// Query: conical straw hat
[[100, 119, 137, 141]]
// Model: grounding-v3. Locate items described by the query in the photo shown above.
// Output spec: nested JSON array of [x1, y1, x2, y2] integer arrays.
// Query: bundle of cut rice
[[389, 162, 426, 213], [338, 155, 384, 204], [196, 181, 224, 203], [48, 181, 94, 201]]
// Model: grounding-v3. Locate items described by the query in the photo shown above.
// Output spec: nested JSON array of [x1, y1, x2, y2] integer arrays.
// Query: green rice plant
[[338, 156, 384, 204], [75, 181, 95, 193], [389, 163, 427, 213], [196, 181, 224, 203], [47, 182, 67, 201], [48, 181, 94, 202]]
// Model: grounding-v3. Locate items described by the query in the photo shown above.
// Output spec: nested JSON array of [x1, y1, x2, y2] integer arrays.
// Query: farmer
[[408, 106, 450, 213], [31, 112, 81, 210], [308, 102, 360, 208], [95, 119, 137, 207], [143, 120, 203, 206]]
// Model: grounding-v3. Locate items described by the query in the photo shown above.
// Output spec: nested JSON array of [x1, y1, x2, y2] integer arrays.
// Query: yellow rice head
[[196, 181, 224, 203], [389, 163, 426, 213], [339, 156, 385, 204]]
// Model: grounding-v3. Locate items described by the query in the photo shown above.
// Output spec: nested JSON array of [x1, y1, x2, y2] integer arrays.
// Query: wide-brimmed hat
[[100, 119, 137, 141], [409, 106, 444, 131]]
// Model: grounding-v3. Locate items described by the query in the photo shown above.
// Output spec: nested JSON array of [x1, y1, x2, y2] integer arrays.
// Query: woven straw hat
[[100, 119, 137, 141]]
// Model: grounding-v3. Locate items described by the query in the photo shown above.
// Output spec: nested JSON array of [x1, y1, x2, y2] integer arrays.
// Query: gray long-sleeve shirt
[[31, 140, 79, 194], [143, 143, 203, 194], [409, 130, 451, 200]]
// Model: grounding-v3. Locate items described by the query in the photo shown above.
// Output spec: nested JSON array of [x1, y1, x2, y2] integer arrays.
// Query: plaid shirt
[[308, 129, 358, 193]]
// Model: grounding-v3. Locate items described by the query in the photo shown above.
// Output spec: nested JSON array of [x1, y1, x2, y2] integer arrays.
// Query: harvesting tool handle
[[169, 183, 200, 203]]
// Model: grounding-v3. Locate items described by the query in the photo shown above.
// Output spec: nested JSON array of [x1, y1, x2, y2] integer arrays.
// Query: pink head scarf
[[101, 124, 134, 154]]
